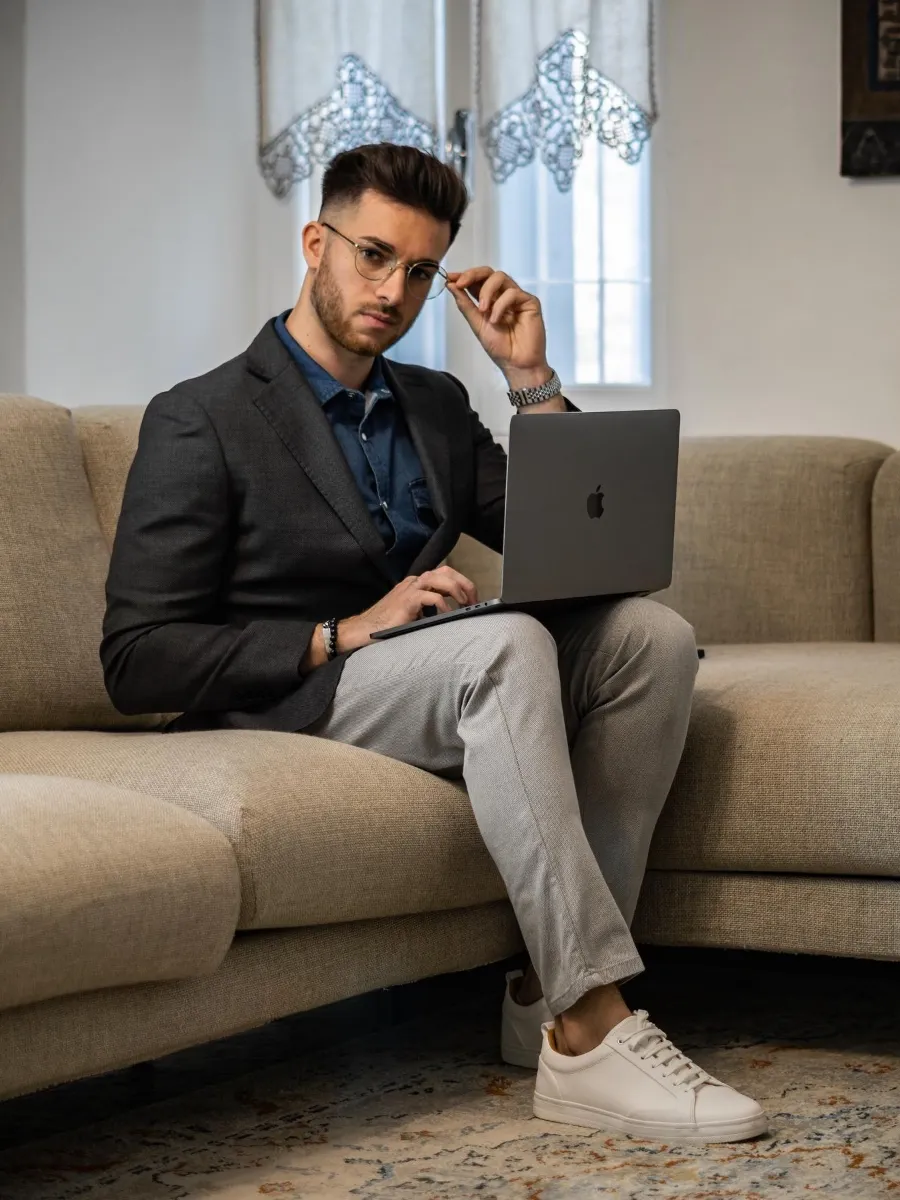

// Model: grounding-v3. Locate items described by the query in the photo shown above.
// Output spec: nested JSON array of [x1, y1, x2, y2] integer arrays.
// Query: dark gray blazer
[[100, 318, 509, 734]]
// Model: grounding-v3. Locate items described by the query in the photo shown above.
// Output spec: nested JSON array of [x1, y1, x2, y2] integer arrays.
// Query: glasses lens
[[408, 265, 447, 300], [355, 245, 393, 280]]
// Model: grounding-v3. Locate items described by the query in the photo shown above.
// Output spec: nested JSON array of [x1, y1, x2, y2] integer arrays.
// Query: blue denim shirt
[[274, 313, 437, 580]]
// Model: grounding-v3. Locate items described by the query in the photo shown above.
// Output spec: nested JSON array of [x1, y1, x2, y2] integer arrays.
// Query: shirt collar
[[274, 311, 392, 405]]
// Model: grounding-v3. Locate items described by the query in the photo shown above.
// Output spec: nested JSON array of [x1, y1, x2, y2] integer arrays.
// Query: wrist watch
[[507, 368, 562, 408], [322, 617, 340, 660]]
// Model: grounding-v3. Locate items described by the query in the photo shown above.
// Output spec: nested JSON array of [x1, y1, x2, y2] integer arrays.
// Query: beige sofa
[[1, 394, 899, 1104]]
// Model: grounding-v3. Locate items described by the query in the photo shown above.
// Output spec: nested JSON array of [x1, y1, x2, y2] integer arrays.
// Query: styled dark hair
[[320, 143, 469, 245]]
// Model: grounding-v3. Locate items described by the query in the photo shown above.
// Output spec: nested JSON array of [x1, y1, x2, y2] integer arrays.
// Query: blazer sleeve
[[100, 390, 315, 716]]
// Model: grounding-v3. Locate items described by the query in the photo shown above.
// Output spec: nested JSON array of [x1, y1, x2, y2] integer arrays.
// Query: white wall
[[0, 0, 25, 394], [23, 0, 295, 408], [16, 0, 900, 443], [654, 0, 900, 444]]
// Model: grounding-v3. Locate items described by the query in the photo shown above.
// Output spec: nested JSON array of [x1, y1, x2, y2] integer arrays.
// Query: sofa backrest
[[873, 450, 900, 642], [74, 405, 146, 548], [0, 396, 160, 731], [73, 410, 895, 647], [449, 435, 893, 645], [652, 436, 893, 643]]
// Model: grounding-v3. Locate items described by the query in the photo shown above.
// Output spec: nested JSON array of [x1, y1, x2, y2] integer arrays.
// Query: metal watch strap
[[507, 368, 562, 408], [322, 617, 339, 660]]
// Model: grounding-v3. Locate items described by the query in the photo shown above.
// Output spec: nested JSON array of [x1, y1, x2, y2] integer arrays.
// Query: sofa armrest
[[874, 451, 900, 642], [0, 773, 240, 1011]]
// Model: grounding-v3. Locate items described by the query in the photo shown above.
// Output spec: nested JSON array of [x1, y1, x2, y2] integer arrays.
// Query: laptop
[[370, 408, 681, 641]]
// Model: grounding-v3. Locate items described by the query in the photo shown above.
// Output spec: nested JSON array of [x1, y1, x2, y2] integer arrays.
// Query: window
[[494, 139, 651, 386], [290, 0, 653, 401]]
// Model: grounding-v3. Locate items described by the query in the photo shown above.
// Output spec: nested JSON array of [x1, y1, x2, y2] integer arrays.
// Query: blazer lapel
[[251, 353, 396, 584], [245, 321, 458, 584]]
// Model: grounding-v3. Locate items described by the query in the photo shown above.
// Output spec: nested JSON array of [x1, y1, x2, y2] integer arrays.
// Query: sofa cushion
[[0, 774, 240, 1010], [0, 730, 507, 931], [648, 643, 900, 875], [873, 451, 900, 643], [652, 437, 893, 642], [0, 395, 161, 732]]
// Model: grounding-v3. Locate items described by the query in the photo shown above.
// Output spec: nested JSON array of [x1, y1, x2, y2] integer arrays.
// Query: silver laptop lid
[[499, 409, 680, 605]]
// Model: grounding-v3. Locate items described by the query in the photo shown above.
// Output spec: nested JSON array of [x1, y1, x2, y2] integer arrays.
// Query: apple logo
[[586, 485, 605, 519]]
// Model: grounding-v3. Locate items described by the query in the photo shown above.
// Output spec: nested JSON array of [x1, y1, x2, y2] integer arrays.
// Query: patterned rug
[[1, 963, 899, 1199]]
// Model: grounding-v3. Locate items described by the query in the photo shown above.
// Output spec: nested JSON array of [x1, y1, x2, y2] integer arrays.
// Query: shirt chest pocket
[[408, 477, 438, 534]]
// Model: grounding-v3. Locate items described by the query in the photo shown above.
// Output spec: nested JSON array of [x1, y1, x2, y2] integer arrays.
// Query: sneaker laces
[[616, 1011, 713, 1090]]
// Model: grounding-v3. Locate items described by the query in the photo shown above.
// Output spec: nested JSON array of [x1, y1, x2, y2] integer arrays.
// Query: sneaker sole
[[501, 1042, 540, 1070], [533, 1092, 768, 1143]]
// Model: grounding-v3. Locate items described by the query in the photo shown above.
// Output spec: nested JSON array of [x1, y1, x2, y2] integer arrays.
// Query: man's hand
[[300, 567, 479, 673], [343, 567, 478, 647], [446, 267, 552, 392]]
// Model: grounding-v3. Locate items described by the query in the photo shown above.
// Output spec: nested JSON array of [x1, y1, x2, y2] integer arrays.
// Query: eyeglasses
[[320, 221, 448, 301]]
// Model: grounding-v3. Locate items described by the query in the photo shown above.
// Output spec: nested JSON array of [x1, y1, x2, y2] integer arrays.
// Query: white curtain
[[256, 0, 656, 200], [257, 0, 438, 198], [478, 0, 656, 191]]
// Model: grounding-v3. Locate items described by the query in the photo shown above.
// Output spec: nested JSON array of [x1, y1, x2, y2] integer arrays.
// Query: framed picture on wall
[[842, 0, 900, 176]]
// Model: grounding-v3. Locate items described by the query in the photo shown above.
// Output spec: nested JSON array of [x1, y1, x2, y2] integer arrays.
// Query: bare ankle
[[512, 963, 543, 1007], [555, 984, 631, 1055]]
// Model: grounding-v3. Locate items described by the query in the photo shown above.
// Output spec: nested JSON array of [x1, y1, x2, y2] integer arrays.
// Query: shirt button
[[381, 501, 388, 510], [361, 432, 368, 442]]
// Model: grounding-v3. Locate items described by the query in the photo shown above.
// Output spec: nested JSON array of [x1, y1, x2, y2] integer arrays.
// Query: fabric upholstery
[[0, 395, 160, 731], [633, 872, 900, 960], [449, 438, 893, 645], [445, 532, 503, 600], [0, 900, 523, 1101], [652, 437, 892, 643], [73, 405, 145, 548], [873, 451, 900, 642], [0, 774, 240, 1011], [0, 730, 507, 931], [648, 643, 900, 875]]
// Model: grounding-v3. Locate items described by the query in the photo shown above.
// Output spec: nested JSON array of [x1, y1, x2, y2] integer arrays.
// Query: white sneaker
[[533, 1009, 767, 1143], [500, 969, 553, 1069]]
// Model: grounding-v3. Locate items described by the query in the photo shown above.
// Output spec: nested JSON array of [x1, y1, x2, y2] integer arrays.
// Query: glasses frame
[[320, 221, 449, 301]]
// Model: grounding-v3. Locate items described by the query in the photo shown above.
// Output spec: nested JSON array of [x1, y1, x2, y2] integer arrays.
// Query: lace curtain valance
[[479, 0, 656, 191], [256, 0, 656, 199], [256, 0, 438, 199]]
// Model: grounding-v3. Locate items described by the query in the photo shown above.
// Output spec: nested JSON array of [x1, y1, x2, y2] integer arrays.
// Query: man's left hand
[[447, 267, 552, 391]]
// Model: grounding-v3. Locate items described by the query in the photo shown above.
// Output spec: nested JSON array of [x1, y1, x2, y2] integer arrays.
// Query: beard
[[310, 254, 410, 356]]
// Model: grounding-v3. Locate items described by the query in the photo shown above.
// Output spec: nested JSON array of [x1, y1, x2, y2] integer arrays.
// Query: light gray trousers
[[307, 598, 699, 1015]]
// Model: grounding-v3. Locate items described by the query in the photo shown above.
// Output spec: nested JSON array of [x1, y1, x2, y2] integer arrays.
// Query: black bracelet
[[322, 617, 340, 660]]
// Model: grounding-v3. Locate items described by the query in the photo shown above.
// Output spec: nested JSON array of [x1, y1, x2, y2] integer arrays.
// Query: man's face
[[306, 190, 452, 357]]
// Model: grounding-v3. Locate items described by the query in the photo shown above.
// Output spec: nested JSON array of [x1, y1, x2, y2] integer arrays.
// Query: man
[[102, 143, 765, 1143]]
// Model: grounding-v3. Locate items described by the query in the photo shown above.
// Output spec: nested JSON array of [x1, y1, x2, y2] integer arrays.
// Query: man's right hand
[[341, 566, 478, 650], [299, 566, 479, 675]]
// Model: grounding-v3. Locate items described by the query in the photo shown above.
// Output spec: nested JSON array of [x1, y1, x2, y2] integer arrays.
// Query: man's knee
[[480, 609, 558, 653], [630, 598, 699, 679], [470, 610, 559, 675]]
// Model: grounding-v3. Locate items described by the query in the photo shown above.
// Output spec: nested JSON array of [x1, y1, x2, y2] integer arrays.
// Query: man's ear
[[301, 220, 326, 270]]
